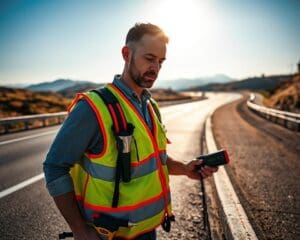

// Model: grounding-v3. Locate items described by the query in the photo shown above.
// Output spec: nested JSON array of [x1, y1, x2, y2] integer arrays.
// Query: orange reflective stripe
[[75, 93, 108, 159], [67, 93, 82, 113], [130, 152, 155, 167], [148, 104, 170, 214]]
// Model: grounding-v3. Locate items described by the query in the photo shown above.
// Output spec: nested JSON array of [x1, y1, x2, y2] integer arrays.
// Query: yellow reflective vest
[[69, 84, 173, 239]]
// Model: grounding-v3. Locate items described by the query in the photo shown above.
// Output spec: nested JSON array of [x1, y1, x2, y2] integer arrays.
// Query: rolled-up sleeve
[[43, 99, 103, 196]]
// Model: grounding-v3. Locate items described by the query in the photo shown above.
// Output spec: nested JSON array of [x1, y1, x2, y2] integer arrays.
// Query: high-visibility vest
[[68, 83, 173, 239]]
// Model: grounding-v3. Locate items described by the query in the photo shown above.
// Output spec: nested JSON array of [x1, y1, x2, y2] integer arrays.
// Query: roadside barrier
[[247, 94, 300, 131], [0, 96, 205, 135], [0, 112, 67, 134]]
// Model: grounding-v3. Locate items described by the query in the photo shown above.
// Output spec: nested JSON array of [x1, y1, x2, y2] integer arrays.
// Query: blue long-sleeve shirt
[[43, 75, 154, 196]]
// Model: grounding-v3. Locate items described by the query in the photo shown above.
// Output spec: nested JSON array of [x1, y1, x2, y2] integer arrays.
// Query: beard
[[128, 56, 157, 89]]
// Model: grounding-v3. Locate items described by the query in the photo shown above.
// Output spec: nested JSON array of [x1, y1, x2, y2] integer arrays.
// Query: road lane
[[213, 96, 300, 240], [0, 93, 241, 239], [0, 128, 59, 191]]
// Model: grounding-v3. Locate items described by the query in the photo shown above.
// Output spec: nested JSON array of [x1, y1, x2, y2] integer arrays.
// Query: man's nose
[[150, 61, 161, 72]]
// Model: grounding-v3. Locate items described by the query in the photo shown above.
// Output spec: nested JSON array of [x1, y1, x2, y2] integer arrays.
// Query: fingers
[[198, 166, 219, 179]]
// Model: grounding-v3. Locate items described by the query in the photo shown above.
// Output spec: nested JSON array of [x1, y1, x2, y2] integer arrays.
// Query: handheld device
[[196, 149, 230, 167]]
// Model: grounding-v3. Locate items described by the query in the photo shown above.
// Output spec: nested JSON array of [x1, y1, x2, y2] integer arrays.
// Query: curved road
[[212, 95, 300, 240], [0, 93, 240, 239]]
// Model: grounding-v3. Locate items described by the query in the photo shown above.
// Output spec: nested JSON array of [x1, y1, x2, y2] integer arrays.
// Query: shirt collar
[[112, 74, 152, 103]]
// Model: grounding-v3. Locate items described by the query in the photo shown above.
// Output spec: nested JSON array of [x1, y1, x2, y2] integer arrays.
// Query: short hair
[[125, 23, 169, 45]]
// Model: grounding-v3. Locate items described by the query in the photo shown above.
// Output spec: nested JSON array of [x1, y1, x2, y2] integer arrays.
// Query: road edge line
[[205, 112, 258, 240], [0, 173, 44, 199]]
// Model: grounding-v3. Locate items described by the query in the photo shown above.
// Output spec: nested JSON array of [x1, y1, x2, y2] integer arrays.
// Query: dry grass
[[264, 75, 300, 113], [0, 87, 72, 118], [150, 88, 192, 101]]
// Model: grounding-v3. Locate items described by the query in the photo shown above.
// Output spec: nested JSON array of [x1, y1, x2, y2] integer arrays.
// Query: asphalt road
[[213, 95, 300, 240], [0, 93, 240, 239]]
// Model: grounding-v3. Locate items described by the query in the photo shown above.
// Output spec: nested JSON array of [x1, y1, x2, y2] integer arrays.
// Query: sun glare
[[140, 0, 220, 79], [150, 0, 217, 49]]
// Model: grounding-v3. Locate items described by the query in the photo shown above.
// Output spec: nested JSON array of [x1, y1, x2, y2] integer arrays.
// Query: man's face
[[127, 34, 166, 89]]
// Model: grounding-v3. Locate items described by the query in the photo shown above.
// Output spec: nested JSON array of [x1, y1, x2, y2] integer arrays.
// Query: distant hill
[[189, 74, 294, 92], [26, 79, 99, 92], [0, 87, 71, 118], [25, 75, 234, 93], [264, 74, 300, 113], [155, 74, 235, 90], [58, 82, 104, 98]]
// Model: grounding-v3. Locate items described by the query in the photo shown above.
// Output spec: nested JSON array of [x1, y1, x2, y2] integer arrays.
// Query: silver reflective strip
[[160, 152, 167, 165], [78, 191, 171, 223], [81, 152, 167, 182]]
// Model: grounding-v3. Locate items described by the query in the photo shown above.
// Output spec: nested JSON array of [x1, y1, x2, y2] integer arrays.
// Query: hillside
[[0, 87, 72, 118], [190, 74, 293, 92], [0, 86, 194, 118], [156, 74, 234, 90], [264, 74, 300, 113], [58, 82, 104, 98]]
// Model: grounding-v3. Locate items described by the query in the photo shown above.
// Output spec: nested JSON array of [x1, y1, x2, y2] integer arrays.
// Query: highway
[[213, 96, 300, 240], [0, 93, 240, 239]]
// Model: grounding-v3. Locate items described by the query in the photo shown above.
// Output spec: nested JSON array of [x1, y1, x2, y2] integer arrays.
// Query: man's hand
[[167, 156, 218, 180], [185, 159, 218, 180]]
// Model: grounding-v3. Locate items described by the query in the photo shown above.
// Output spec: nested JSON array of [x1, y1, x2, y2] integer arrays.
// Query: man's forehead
[[135, 34, 167, 57]]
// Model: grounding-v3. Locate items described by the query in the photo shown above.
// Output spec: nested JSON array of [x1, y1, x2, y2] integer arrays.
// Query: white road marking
[[205, 112, 258, 239], [0, 130, 58, 146], [0, 173, 45, 199]]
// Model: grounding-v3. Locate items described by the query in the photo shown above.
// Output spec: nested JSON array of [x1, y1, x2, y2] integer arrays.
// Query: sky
[[0, 0, 299, 85]]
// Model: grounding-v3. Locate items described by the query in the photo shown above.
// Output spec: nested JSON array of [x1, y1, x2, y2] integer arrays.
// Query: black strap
[[92, 88, 128, 134], [91, 87, 133, 208]]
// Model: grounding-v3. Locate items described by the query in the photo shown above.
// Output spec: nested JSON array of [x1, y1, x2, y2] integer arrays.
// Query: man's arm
[[43, 100, 102, 239], [166, 155, 218, 180], [53, 192, 99, 239]]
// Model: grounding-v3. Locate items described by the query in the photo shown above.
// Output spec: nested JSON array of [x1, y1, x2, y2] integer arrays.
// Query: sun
[[139, 0, 220, 79], [148, 0, 216, 49]]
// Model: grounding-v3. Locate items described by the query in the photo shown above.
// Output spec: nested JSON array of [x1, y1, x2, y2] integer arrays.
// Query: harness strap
[[91, 88, 134, 208], [92, 88, 128, 133]]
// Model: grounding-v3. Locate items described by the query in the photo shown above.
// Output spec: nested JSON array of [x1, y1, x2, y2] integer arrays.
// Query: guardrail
[[0, 95, 206, 135], [247, 94, 300, 131], [0, 112, 67, 134]]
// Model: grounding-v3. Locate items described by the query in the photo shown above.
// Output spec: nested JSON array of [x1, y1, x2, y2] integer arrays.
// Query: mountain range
[[5, 73, 294, 95], [22, 74, 234, 94]]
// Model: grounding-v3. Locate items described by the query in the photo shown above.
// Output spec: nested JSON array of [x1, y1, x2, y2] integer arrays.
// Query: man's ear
[[122, 46, 130, 62]]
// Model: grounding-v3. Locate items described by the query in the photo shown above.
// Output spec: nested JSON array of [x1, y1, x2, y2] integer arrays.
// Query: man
[[43, 23, 218, 240]]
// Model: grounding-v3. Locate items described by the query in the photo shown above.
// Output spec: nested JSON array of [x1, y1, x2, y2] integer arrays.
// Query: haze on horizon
[[0, 0, 299, 86]]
